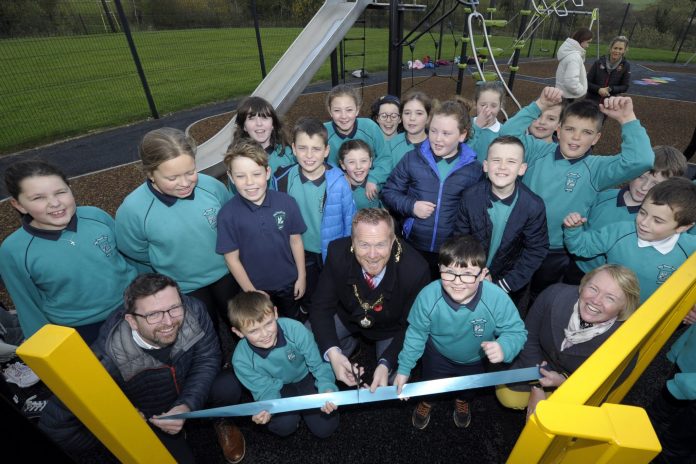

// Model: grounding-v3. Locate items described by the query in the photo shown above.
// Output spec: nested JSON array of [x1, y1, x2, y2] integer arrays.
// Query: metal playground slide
[[191, 0, 373, 177]]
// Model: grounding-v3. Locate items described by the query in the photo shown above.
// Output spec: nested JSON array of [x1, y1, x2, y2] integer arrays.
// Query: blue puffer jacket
[[273, 164, 355, 260], [381, 140, 483, 252]]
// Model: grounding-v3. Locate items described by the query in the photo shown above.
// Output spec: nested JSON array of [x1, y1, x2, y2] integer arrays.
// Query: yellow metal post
[[509, 402, 661, 463], [17, 325, 175, 464]]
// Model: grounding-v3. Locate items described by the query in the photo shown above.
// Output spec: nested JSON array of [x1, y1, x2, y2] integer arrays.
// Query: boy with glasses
[[394, 236, 527, 430]]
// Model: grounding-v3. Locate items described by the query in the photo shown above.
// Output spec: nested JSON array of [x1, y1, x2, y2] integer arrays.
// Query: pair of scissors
[[350, 363, 363, 402]]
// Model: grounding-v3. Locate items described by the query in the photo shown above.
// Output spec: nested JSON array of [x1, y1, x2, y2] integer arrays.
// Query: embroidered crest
[[656, 264, 677, 285], [470, 318, 487, 337], [93, 235, 114, 257], [273, 211, 287, 230], [564, 172, 581, 192], [286, 349, 297, 362], [203, 208, 217, 229]]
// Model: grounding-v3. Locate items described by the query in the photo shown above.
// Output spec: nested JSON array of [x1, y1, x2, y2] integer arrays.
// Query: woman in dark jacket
[[496, 264, 640, 415], [586, 36, 631, 104]]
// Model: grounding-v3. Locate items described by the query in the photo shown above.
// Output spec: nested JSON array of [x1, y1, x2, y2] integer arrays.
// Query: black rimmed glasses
[[378, 112, 400, 122], [133, 304, 185, 324], [439, 268, 483, 284]]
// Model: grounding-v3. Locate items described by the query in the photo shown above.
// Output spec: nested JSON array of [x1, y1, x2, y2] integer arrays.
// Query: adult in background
[[496, 264, 640, 418], [586, 36, 631, 104], [555, 27, 593, 101], [39, 273, 246, 464], [309, 208, 430, 391]]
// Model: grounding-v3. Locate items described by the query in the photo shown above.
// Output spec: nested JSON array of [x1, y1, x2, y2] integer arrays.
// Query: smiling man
[[39, 273, 246, 464], [308, 208, 430, 392]]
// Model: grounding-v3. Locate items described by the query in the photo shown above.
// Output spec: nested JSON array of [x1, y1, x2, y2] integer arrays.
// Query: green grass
[[0, 26, 690, 154]]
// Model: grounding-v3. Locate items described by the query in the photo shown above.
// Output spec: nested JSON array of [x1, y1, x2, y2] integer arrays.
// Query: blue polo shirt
[[216, 190, 306, 291]]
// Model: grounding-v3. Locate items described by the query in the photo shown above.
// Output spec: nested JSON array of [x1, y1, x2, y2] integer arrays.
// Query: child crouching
[[230, 291, 339, 438]]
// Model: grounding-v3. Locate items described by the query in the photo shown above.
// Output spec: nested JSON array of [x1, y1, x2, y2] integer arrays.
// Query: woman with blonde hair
[[496, 264, 640, 415]]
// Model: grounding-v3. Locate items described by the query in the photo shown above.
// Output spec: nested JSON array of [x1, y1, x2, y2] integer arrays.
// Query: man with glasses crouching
[[39, 273, 246, 463]]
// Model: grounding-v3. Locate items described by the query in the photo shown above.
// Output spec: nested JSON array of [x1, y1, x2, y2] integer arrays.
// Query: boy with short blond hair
[[216, 140, 307, 319], [499, 87, 654, 295], [455, 135, 548, 309], [395, 235, 527, 430], [564, 177, 696, 303], [229, 291, 339, 438]]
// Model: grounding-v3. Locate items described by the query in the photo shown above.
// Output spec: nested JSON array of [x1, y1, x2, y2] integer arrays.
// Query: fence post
[[113, 0, 159, 119], [674, 4, 696, 63], [250, 0, 267, 78], [618, 3, 630, 37], [101, 0, 117, 33]]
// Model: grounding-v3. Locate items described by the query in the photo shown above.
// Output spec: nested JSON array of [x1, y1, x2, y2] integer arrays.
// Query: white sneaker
[[3, 362, 40, 388]]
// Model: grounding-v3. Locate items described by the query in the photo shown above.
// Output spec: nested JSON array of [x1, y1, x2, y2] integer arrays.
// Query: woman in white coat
[[555, 28, 593, 101]]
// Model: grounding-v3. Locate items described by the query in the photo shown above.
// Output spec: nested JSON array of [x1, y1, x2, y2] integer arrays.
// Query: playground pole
[[552, 14, 564, 56], [455, 9, 470, 95], [250, 0, 267, 78], [388, 0, 404, 96], [436, 0, 447, 61], [508, 0, 532, 92], [674, 4, 696, 63]]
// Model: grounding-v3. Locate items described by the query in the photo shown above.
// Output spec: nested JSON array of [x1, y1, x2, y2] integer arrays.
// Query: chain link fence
[[0, 0, 314, 154], [1, 0, 694, 154]]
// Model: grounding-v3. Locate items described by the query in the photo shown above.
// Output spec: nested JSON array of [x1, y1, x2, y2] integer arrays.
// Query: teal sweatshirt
[[232, 318, 338, 401], [325, 118, 391, 186], [468, 118, 502, 163], [115, 174, 231, 293], [666, 323, 696, 400], [269, 144, 297, 176], [389, 132, 418, 169], [397, 280, 527, 376], [0, 206, 137, 338], [499, 102, 654, 249], [576, 187, 638, 272], [350, 182, 383, 210], [564, 221, 696, 303]]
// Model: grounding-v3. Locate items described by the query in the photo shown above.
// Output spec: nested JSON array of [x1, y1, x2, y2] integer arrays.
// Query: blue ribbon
[[168, 367, 540, 420]]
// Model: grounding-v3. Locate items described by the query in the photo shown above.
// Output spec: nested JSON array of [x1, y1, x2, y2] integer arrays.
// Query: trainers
[[2, 362, 39, 388], [453, 399, 471, 428], [412, 401, 433, 430], [214, 419, 245, 464]]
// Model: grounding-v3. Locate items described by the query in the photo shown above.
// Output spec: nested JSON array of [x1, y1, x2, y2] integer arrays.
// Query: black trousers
[[187, 273, 239, 333], [421, 340, 485, 403], [647, 375, 696, 464]]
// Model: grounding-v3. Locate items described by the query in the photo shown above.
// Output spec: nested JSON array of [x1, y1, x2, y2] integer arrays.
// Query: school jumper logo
[[470, 318, 487, 337], [274, 211, 287, 230], [656, 264, 677, 285], [203, 208, 217, 229], [564, 172, 581, 192], [286, 349, 297, 361], [93, 235, 114, 257]]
